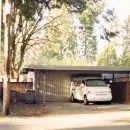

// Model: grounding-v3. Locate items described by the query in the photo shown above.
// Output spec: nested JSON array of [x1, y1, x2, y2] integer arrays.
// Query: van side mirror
[[81, 83, 85, 88], [107, 84, 110, 87]]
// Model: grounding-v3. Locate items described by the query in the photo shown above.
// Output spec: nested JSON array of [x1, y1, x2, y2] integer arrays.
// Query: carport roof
[[22, 65, 130, 74]]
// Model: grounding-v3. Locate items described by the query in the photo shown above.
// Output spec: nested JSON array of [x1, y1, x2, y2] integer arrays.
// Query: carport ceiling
[[22, 65, 130, 74]]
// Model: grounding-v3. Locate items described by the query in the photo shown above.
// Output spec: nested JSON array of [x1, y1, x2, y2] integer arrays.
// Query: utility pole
[[2, 0, 11, 115]]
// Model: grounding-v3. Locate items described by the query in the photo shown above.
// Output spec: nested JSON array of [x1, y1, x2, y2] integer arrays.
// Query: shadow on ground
[[55, 125, 130, 130], [0, 123, 130, 130], [0, 101, 130, 117]]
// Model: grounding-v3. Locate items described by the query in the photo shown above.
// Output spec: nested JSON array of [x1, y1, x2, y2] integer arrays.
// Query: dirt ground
[[0, 101, 130, 117], [0, 102, 130, 130], [0, 102, 129, 117], [46, 102, 130, 115]]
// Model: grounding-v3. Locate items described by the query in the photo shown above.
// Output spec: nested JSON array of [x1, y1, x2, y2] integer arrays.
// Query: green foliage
[[38, 54, 88, 66], [79, 1, 104, 62], [1, 0, 119, 78], [9, 1, 61, 77], [36, 0, 87, 13], [9, 0, 87, 77], [42, 6, 78, 60], [1, 22, 4, 51], [37, 5, 79, 65], [0, 22, 4, 75], [97, 43, 117, 66], [122, 16, 130, 53], [12, 0, 87, 20], [117, 53, 130, 67], [114, 16, 130, 67], [63, 0, 86, 13], [37, 0, 117, 66], [99, 8, 118, 41], [6, 0, 88, 77], [80, 1, 103, 24], [12, 0, 41, 20]]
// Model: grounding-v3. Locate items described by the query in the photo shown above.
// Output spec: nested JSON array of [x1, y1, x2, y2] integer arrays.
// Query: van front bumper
[[87, 95, 112, 102]]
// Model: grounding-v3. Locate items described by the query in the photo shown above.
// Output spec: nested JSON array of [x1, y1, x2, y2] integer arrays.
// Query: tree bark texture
[[3, 0, 11, 115]]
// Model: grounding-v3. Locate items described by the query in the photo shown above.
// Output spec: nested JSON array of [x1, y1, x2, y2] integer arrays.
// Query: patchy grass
[[0, 102, 50, 119], [10, 102, 48, 117]]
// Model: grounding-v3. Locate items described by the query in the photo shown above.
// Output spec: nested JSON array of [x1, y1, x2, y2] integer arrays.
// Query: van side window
[[77, 81, 81, 87], [73, 81, 77, 86]]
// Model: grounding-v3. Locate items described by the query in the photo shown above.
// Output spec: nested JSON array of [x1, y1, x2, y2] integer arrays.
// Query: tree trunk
[[3, 78, 10, 115], [10, 65, 15, 79], [2, 0, 11, 115]]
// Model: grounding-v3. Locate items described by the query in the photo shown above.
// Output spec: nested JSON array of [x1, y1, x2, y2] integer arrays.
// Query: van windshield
[[86, 79, 107, 86]]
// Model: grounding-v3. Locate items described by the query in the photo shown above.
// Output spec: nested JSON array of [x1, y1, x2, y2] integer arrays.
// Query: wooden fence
[[111, 81, 130, 104], [0, 80, 33, 102]]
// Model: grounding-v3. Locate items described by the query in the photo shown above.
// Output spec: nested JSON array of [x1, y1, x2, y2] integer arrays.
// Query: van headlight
[[88, 91, 95, 94]]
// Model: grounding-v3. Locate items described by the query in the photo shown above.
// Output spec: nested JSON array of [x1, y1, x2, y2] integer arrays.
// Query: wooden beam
[[43, 72, 46, 107]]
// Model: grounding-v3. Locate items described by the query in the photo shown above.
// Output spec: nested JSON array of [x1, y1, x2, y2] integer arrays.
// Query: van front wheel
[[105, 101, 111, 105], [71, 94, 75, 102], [84, 96, 89, 105]]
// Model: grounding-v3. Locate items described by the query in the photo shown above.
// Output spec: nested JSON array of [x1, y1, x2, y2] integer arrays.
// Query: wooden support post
[[43, 72, 46, 107], [34, 71, 37, 103], [112, 74, 114, 83], [37, 73, 40, 104], [126, 74, 129, 104], [34, 71, 39, 104], [33, 72, 36, 90], [127, 74, 129, 81]]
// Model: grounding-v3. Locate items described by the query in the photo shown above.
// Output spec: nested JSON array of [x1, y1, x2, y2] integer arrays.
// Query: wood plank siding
[[127, 82, 130, 103], [34, 71, 71, 102], [45, 71, 71, 102], [111, 82, 130, 104]]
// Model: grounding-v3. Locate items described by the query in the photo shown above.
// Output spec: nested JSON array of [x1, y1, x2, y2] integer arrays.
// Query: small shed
[[22, 65, 130, 104]]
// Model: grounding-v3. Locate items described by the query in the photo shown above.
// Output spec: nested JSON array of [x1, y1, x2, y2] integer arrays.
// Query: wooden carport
[[22, 65, 130, 105]]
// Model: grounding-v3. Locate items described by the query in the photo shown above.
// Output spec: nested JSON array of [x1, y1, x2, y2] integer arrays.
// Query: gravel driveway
[[0, 102, 130, 130], [0, 101, 130, 117], [0, 111, 130, 130], [47, 102, 130, 116]]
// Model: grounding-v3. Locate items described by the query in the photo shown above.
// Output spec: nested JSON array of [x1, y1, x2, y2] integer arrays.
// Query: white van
[[70, 77, 112, 105]]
